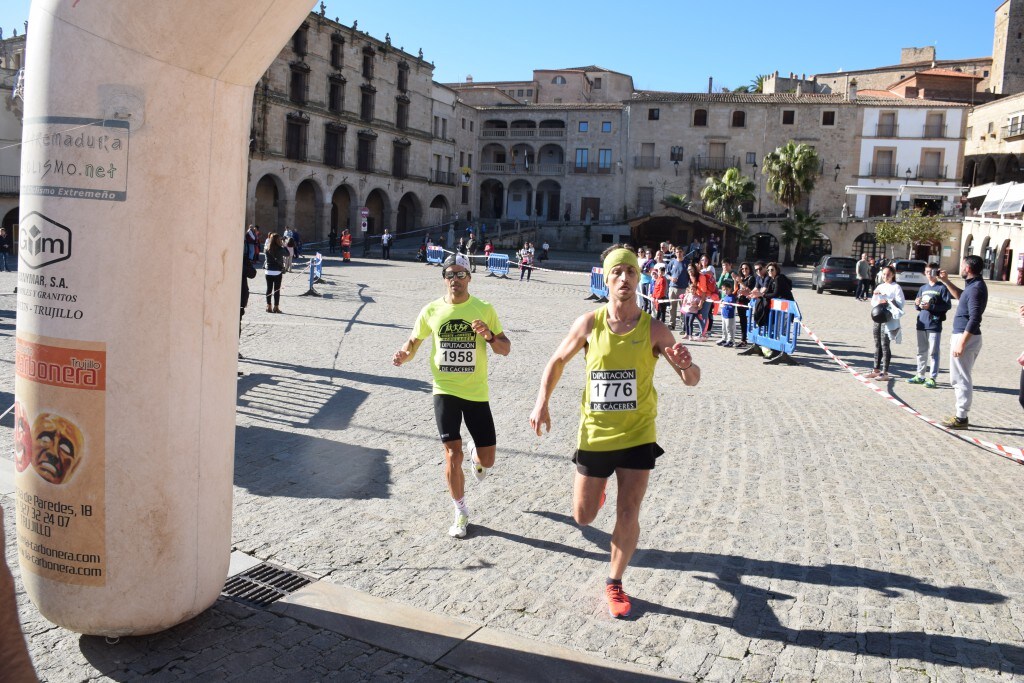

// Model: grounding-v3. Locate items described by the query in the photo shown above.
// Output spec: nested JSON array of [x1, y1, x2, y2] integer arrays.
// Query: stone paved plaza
[[2, 252, 1024, 682]]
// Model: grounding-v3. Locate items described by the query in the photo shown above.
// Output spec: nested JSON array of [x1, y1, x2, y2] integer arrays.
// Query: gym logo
[[19, 211, 72, 269]]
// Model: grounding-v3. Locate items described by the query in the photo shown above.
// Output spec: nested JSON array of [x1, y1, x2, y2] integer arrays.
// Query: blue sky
[[0, 1, 997, 91]]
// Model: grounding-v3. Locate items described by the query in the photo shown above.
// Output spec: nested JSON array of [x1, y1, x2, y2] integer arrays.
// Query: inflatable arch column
[[14, 0, 313, 635]]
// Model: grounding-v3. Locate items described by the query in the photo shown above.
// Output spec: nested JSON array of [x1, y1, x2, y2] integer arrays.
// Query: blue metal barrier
[[301, 252, 325, 297], [486, 253, 510, 277], [747, 297, 801, 363], [426, 246, 444, 265], [587, 267, 609, 301]]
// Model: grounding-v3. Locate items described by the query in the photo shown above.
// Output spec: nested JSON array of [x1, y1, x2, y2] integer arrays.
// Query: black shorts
[[572, 443, 664, 479], [433, 394, 497, 447]]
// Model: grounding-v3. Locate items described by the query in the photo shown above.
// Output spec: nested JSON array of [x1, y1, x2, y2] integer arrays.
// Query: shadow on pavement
[[236, 372, 368, 430], [239, 362, 431, 395], [234, 424, 390, 500], [475, 512, 1021, 673]]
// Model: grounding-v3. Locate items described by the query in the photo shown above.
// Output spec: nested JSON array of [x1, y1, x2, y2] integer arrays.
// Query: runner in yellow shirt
[[394, 256, 511, 538], [529, 244, 700, 618]]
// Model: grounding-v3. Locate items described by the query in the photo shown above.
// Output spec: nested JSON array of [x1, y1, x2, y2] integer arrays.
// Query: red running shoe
[[605, 583, 631, 618]]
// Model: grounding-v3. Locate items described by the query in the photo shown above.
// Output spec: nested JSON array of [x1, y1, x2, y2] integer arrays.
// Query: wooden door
[[580, 197, 600, 222]]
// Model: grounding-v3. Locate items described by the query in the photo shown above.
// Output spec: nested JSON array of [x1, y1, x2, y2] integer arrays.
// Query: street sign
[[360, 219, 368, 232], [359, 206, 369, 218]]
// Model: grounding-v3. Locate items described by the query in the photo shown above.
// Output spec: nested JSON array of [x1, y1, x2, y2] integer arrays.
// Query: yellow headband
[[603, 249, 640, 282]]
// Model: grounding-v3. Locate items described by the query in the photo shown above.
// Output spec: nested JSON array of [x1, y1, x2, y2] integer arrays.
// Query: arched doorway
[[978, 156, 997, 185], [750, 232, 779, 262], [364, 188, 390, 235], [998, 238, 1013, 281], [853, 231, 882, 260], [331, 185, 354, 234], [509, 143, 535, 171], [804, 235, 832, 265], [1004, 154, 1022, 184], [535, 180, 561, 221], [294, 179, 323, 242], [506, 179, 533, 220], [479, 179, 503, 220], [396, 192, 421, 234], [912, 240, 941, 262], [963, 233, 974, 256], [979, 236, 993, 277], [962, 158, 976, 186], [429, 194, 450, 226], [2, 206, 17, 257], [254, 174, 285, 232]]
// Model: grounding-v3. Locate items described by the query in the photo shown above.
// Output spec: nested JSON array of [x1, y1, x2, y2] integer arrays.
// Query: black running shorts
[[572, 442, 664, 479], [433, 394, 497, 447]]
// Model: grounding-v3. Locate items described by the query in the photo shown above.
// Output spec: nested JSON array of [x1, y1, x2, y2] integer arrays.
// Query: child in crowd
[[680, 283, 703, 341], [639, 249, 654, 314], [717, 282, 736, 347], [651, 263, 668, 322]]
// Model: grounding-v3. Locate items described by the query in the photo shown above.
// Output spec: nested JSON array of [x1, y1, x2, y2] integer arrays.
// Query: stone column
[[322, 202, 334, 244], [15, 0, 314, 636]]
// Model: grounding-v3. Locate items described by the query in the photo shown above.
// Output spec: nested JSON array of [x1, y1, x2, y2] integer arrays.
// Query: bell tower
[[992, 0, 1024, 94]]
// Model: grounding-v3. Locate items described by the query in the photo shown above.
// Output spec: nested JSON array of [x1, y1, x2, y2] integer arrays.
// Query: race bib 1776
[[589, 369, 637, 411]]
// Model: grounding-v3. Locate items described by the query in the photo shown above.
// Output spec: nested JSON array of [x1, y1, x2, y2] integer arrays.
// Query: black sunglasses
[[443, 270, 470, 280]]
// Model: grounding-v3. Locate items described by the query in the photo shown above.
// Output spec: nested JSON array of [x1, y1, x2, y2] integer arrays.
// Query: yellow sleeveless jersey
[[577, 307, 658, 451]]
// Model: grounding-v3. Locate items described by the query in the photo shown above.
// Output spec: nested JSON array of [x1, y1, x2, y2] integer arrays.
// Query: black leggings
[[873, 322, 891, 372], [1019, 368, 1023, 411], [265, 273, 282, 307], [737, 301, 749, 342]]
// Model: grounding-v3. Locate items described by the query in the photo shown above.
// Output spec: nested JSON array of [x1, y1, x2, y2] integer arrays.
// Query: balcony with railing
[[922, 124, 947, 138], [873, 123, 899, 137], [692, 155, 738, 173], [865, 163, 900, 178], [0, 175, 17, 195], [634, 156, 661, 170], [571, 163, 614, 175], [429, 169, 458, 186], [914, 165, 948, 180], [1002, 124, 1024, 140]]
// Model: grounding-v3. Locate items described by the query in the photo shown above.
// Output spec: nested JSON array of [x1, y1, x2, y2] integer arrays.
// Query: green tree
[[665, 193, 692, 209], [876, 208, 950, 258], [762, 141, 820, 236], [700, 167, 755, 227], [750, 74, 767, 93], [779, 210, 823, 266]]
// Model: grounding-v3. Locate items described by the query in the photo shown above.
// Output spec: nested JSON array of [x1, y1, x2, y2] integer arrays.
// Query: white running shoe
[[449, 510, 470, 538], [466, 443, 488, 482]]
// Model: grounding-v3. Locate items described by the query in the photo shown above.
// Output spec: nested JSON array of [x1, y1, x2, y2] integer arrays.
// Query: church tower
[[992, 0, 1024, 94]]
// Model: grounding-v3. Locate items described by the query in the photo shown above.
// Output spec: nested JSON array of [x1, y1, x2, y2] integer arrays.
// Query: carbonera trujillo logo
[[19, 211, 72, 269]]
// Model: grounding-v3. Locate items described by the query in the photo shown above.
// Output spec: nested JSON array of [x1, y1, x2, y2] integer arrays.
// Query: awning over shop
[[967, 182, 993, 199], [979, 182, 1014, 213], [999, 182, 1024, 214], [844, 185, 899, 196], [900, 185, 967, 198]]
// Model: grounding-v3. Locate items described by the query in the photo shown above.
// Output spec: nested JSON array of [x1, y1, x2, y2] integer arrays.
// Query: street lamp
[[751, 160, 761, 214], [834, 163, 841, 181], [673, 159, 679, 176]]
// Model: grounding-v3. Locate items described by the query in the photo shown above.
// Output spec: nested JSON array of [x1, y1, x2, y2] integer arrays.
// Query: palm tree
[[762, 141, 820, 263], [700, 168, 755, 227], [779, 210, 822, 266], [750, 74, 767, 93]]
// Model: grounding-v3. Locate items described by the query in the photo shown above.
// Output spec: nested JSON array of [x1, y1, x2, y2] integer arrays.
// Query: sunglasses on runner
[[442, 270, 470, 280]]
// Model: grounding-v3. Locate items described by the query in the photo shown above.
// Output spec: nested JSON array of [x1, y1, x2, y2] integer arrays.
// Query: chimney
[[708, 76, 713, 93], [796, 82, 804, 96], [466, 74, 473, 83], [848, 79, 858, 101]]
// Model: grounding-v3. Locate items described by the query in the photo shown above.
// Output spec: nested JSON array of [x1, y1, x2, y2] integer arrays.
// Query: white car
[[876, 259, 929, 296]]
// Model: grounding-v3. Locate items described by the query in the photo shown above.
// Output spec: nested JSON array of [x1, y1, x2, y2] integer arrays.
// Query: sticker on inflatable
[[14, 334, 106, 586], [20, 116, 129, 202]]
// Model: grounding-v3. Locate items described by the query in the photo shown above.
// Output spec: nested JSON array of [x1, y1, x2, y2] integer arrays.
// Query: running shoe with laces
[[924, 377, 937, 389], [449, 509, 470, 538], [907, 375, 925, 385], [466, 442, 488, 482], [605, 583, 631, 618]]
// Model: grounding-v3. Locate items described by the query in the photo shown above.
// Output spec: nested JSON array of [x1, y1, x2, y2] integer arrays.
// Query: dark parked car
[[811, 255, 858, 294]]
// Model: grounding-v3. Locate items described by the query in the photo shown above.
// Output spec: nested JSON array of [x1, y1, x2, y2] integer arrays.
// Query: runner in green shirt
[[393, 256, 511, 538], [529, 244, 700, 618]]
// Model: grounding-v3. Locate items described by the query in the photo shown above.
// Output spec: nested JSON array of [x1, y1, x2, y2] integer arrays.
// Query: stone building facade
[[246, 12, 463, 243]]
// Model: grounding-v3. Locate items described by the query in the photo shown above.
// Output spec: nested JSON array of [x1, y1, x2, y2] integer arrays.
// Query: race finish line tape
[[801, 321, 1024, 465]]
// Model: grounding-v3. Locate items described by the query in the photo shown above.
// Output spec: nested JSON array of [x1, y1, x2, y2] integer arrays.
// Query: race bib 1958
[[589, 369, 637, 411], [437, 319, 477, 373]]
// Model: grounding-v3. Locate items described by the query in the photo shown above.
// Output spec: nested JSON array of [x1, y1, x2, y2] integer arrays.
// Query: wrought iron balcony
[[866, 163, 899, 178], [693, 156, 739, 173], [634, 156, 661, 170], [914, 165, 947, 180], [0, 175, 17, 195], [922, 124, 947, 138]]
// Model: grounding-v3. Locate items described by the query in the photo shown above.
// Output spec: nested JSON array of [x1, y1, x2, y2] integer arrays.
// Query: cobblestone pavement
[[3, 255, 1024, 681]]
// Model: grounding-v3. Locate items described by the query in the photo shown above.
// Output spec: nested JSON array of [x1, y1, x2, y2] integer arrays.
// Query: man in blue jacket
[[907, 262, 952, 389], [937, 255, 988, 429]]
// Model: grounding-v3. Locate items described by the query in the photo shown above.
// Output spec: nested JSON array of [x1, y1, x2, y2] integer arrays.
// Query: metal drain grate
[[222, 562, 313, 608]]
